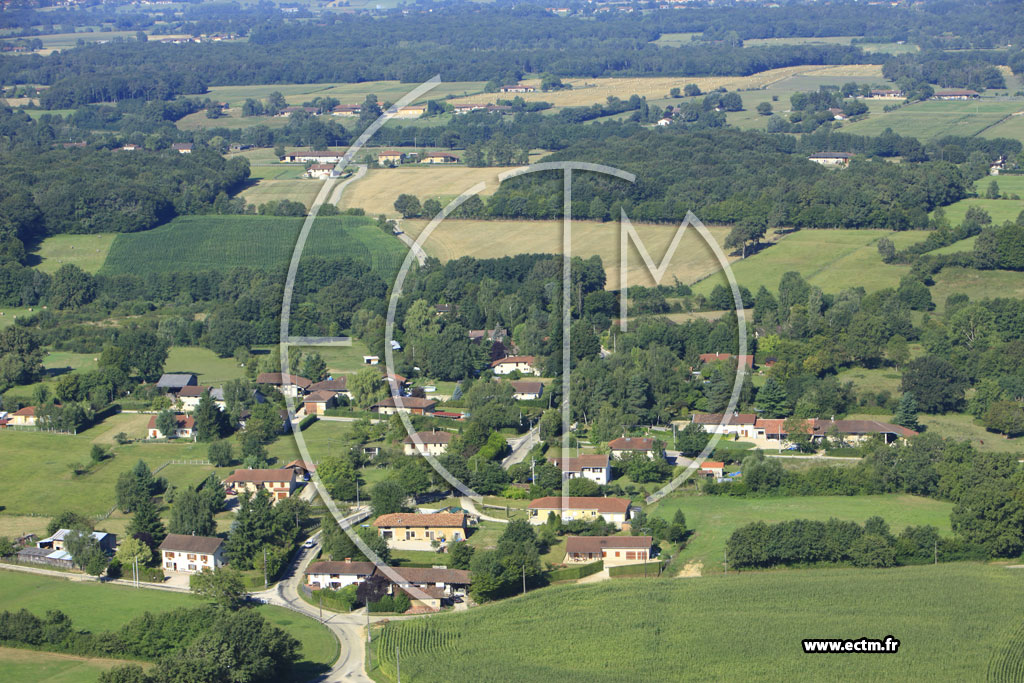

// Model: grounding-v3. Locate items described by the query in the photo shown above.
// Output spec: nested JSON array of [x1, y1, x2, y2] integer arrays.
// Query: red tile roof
[[401, 430, 453, 445], [510, 380, 543, 394], [307, 560, 376, 576], [146, 414, 195, 430], [608, 437, 654, 451], [309, 378, 348, 392], [256, 372, 312, 389], [304, 390, 337, 403], [373, 397, 436, 410], [159, 534, 222, 554], [373, 512, 467, 528], [224, 468, 295, 484], [690, 413, 757, 426], [386, 566, 471, 585], [11, 406, 35, 417], [527, 497, 631, 515], [176, 385, 212, 397], [698, 352, 754, 368], [549, 454, 610, 472], [700, 461, 725, 469], [490, 355, 536, 367]]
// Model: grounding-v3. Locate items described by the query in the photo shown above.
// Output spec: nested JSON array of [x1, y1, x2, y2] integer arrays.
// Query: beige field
[[446, 64, 885, 109], [34, 234, 118, 274], [240, 178, 325, 209], [339, 165, 520, 216], [401, 218, 733, 288]]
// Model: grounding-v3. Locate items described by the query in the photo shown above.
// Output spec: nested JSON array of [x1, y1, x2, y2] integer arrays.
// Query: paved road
[[396, 230, 427, 266], [459, 497, 511, 524], [253, 507, 374, 682], [327, 164, 367, 205], [502, 424, 540, 469]]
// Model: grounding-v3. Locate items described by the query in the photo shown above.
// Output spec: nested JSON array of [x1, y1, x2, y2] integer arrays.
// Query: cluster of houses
[[376, 150, 461, 166], [305, 561, 471, 611], [688, 412, 917, 445]]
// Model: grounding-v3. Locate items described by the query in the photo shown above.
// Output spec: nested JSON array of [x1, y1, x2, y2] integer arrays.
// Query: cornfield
[[369, 563, 1024, 682]]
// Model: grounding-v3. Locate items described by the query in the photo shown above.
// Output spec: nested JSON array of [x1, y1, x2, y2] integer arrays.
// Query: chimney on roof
[[345, 557, 351, 562]]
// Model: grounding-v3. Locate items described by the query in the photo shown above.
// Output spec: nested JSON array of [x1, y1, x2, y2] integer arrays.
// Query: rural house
[[156, 373, 198, 394], [331, 104, 361, 116], [700, 461, 726, 478], [392, 104, 427, 118], [510, 380, 543, 401], [280, 459, 315, 480], [698, 352, 755, 370], [223, 468, 297, 502], [753, 418, 916, 446], [608, 436, 660, 459], [308, 378, 352, 400], [690, 412, 758, 439], [933, 89, 980, 100], [377, 150, 405, 165], [147, 414, 196, 439], [421, 152, 460, 164], [302, 390, 337, 415], [491, 355, 540, 376], [306, 163, 335, 179], [176, 386, 225, 412], [500, 84, 535, 93], [306, 560, 376, 589], [256, 372, 312, 398], [38, 529, 117, 554], [159, 534, 225, 574], [564, 535, 653, 566], [171, 143, 193, 154], [468, 328, 507, 343], [869, 89, 904, 99], [808, 152, 853, 166], [383, 566, 472, 598], [7, 406, 37, 427], [402, 430, 453, 456], [280, 151, 343, 164], [549, 454, 611, 485], [373, 512, 468, 550], [527, 497, 633, 528], [372, 396, 436, 416]]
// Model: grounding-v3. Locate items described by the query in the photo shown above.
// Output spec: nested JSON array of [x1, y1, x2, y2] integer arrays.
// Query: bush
[[547, 561, 603, 582], [368, 592, 411, 613], [298, 414, 317, 431]]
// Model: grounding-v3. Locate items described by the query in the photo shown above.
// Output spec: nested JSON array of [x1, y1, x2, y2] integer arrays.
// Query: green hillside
[[100, 214, 407, 280]]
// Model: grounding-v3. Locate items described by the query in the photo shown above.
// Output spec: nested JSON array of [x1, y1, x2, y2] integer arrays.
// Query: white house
[[608, 436, 660, 459], [564, 535, 653, 566], [306, 163, 335, 179], [689, 412, 757, 439], [510, 380, 543, 400], [550, 454, 611, 485], [146, 414, 195, 439], [256, 372, 312, 398], [808, 152, 853, 166], [491, 355, 540, 376], [176, 386, 225, 412], [402, 430, 452, 456], [306, 560, 376, 589], [527, 497, 632, 528], [159, 534, 226, 574]]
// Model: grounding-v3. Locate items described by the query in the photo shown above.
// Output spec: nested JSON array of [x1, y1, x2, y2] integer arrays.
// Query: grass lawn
[[0, 647, 148, 683], [402, 218, 732, 289], [31, 233, 118, 274], [841, 98, 1024, 142], [240, 177, 326, 210], [649, 493, 954, 574], [693, 229, 913, 297], [918, 412, 1024, 454], [835, 366, 903, 396], [930, 267, 1024, 313], [266, 420, 357, 465], [932, 197, 1024, 226], [973, 175, 1024, 197], [370, 562, 1024, 682], [0, 571, 337, 678], [163, 346, 246, 385], [931, 234, 978, 255], [277, 339, 375, 376], [0, 426, 233, 516]]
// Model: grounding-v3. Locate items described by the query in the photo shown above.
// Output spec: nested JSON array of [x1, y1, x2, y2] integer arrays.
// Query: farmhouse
[[384, 566, 472, 597], [331, 104, 362, 116], [306, 560, 376, 589], [159, 534, 225, 574], [828, 107, 847, 120], [372, 396, 436, 415], [527, 496, 633, 528], [808, 152, 853, 166], [421, 152, 460, 164], [19, 530, 116, 569], [934, 89, 980, 100], [223, 468, 297, 502], [510, 380, 543, 400], [306, 163, 335, 179], [869, 89, 904, 99], [689, 412, 757, 438], [435, 304, 453, 315], [156, 373, 198, 394], [171, 143, 193, 154], [549, 454, 611, 485], [280, 459, 315, 479], [698, 352, 754, 369], [117, 144, 141, 151], [402, 429, 453, 456], [374, 512, 468, 550], [256, 372, 312, 398], [491, 355, 540, 376], [278, 105, 319, 117], [453, 103, 487, 114], [176, 385, 225, 412], [657, 117, 673, 126], [7, 406, 37, 427], [392, 104, 427, 118], [302, 390, 337, 415], [38, 529, 116, 554], [564, 535, 653, 566], [377, 150, 406, 165], [146, 414, 196, 439], [608, 436, 659, 458], [280, 151, 343, 164], [500, 84, 536, 93]]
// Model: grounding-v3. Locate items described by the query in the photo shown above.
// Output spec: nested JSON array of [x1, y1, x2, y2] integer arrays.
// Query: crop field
[[240, 177, 325, 209], [693, 228, 919, 297], [934, 197, 1024, 225], [339, 166, 516, 217], [0, 572, 337, 680], [0, 648, 145, 683], [649, 493, 953, 573], [163, 346, 247, 385], [101, 215, 407, 280], [370, 563, 1024, 682], [446, 65, 882, 111], [195, 80, 488, 110], [840, 99, 1024, 142], [247, 164, 309, 180], [31, 233, 118, 273], [401, 218, 732, 289]]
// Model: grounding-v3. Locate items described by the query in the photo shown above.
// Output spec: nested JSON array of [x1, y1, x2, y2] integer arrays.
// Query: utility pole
[[263, 546, 268, 589]]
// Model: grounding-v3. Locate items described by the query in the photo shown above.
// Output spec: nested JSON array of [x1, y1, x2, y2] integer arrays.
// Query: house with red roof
[[607, 436, 659, 458], [146, 414, 195, 440], [373, 512, 468, 550], [7, 406, 37, 427], [223, 468, 297, 502], [690, 412, 757, 438], [527, 497, 633, 528], [564, 535, 654, 566], [491, 355, 540, 376]]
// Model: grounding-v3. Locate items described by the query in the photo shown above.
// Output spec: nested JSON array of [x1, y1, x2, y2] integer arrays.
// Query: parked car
[[303, 539, 316, 548]]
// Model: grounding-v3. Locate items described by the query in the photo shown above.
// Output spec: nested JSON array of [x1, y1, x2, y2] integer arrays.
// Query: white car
[[303, 539, 316, 549]]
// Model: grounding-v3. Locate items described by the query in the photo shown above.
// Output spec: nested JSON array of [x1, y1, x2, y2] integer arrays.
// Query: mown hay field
[[371, 562, 1023, 682], [401, 217, 733, 289], [32, 233, 119, 273], [338, 166, 518, 217], [840, 98, 1024, 142]]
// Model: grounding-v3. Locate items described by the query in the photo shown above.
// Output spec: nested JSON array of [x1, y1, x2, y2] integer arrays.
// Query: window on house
[[201, 555, 208, 562], [165, 552, 174, 559], [626, 552, 636, 560], [188, 564, 196, 571], [187, 554, 196, 560]]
